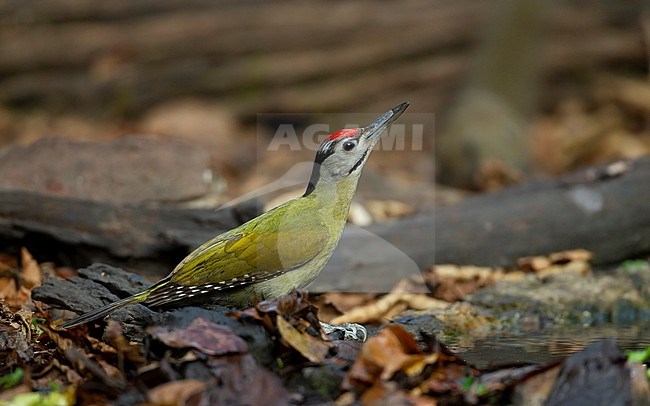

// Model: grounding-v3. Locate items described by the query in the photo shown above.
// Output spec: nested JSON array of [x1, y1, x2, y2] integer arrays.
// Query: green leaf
[[0, 368, 23, 390], [620, 260, 650, 273], [461, 376, 474, 391], [476, 383, 489, 396], [32, 318, 46, 336], [1, 389, 73, 406], [626, 346, 650, 363]]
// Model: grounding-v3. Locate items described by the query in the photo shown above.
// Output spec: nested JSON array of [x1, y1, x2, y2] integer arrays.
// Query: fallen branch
[[1, 158, 649, 291]]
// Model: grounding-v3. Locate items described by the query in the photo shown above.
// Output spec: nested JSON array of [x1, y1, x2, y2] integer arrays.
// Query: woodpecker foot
[[320, 321, 367, 341]]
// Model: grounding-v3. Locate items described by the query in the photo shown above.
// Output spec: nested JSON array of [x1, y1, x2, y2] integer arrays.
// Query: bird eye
[[343, 140, 357, 151]]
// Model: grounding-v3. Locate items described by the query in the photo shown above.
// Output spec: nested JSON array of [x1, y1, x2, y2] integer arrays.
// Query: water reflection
[[441, 323, 650, 369]]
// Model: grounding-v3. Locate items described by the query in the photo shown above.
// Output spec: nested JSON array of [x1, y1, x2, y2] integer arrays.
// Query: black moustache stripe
[[348, 149, 368, 175]]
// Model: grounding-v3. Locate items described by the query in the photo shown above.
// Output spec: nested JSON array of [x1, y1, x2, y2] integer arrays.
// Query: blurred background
[[0, 0, 648, 209], [2, 1, 650, 381]]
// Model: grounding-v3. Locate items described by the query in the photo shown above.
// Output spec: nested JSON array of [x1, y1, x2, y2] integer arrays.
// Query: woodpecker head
[[304, 102, 409, 195]]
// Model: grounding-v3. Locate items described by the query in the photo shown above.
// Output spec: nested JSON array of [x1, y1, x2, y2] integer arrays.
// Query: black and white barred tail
[[59, 293, 147, 328], [60, 270, 285, 328]]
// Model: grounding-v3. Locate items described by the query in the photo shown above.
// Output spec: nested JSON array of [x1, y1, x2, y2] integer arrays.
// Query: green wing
[[169, 202, 329, 287]]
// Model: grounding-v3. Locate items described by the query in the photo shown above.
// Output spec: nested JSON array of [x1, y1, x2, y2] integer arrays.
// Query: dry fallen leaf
[[0, 248, 43, 309], [20, 248, 42, 288], [330, 293, 447, 325], [359, 381, 415, 405], [0, 253, 18, 273], [148, 317, 248, 356], [597, 77, 650, 115], [365, 199, 414, 222], [330, 277, 446, 324], [511, 365, 561, 405], [104, 320, 146, 365], [315, 292, 377, 322], [428, 249, 592, 302], [426, 264, 503, 302], [345, 325, 473, 404], [276, 315, 331, 363], [0, 279, 20, 307], [148, 379, 206, 406], [323, 292, 377, 313], [348, 325, 429, 385], [517, 249, 592, 279], [41, 323, 127, 390]]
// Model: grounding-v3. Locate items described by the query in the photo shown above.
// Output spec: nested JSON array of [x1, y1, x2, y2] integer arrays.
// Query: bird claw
[[320, 321, 368, 341]]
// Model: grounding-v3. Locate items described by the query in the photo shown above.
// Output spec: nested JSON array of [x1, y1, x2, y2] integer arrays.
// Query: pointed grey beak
[[362, 102, 410, 141]]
